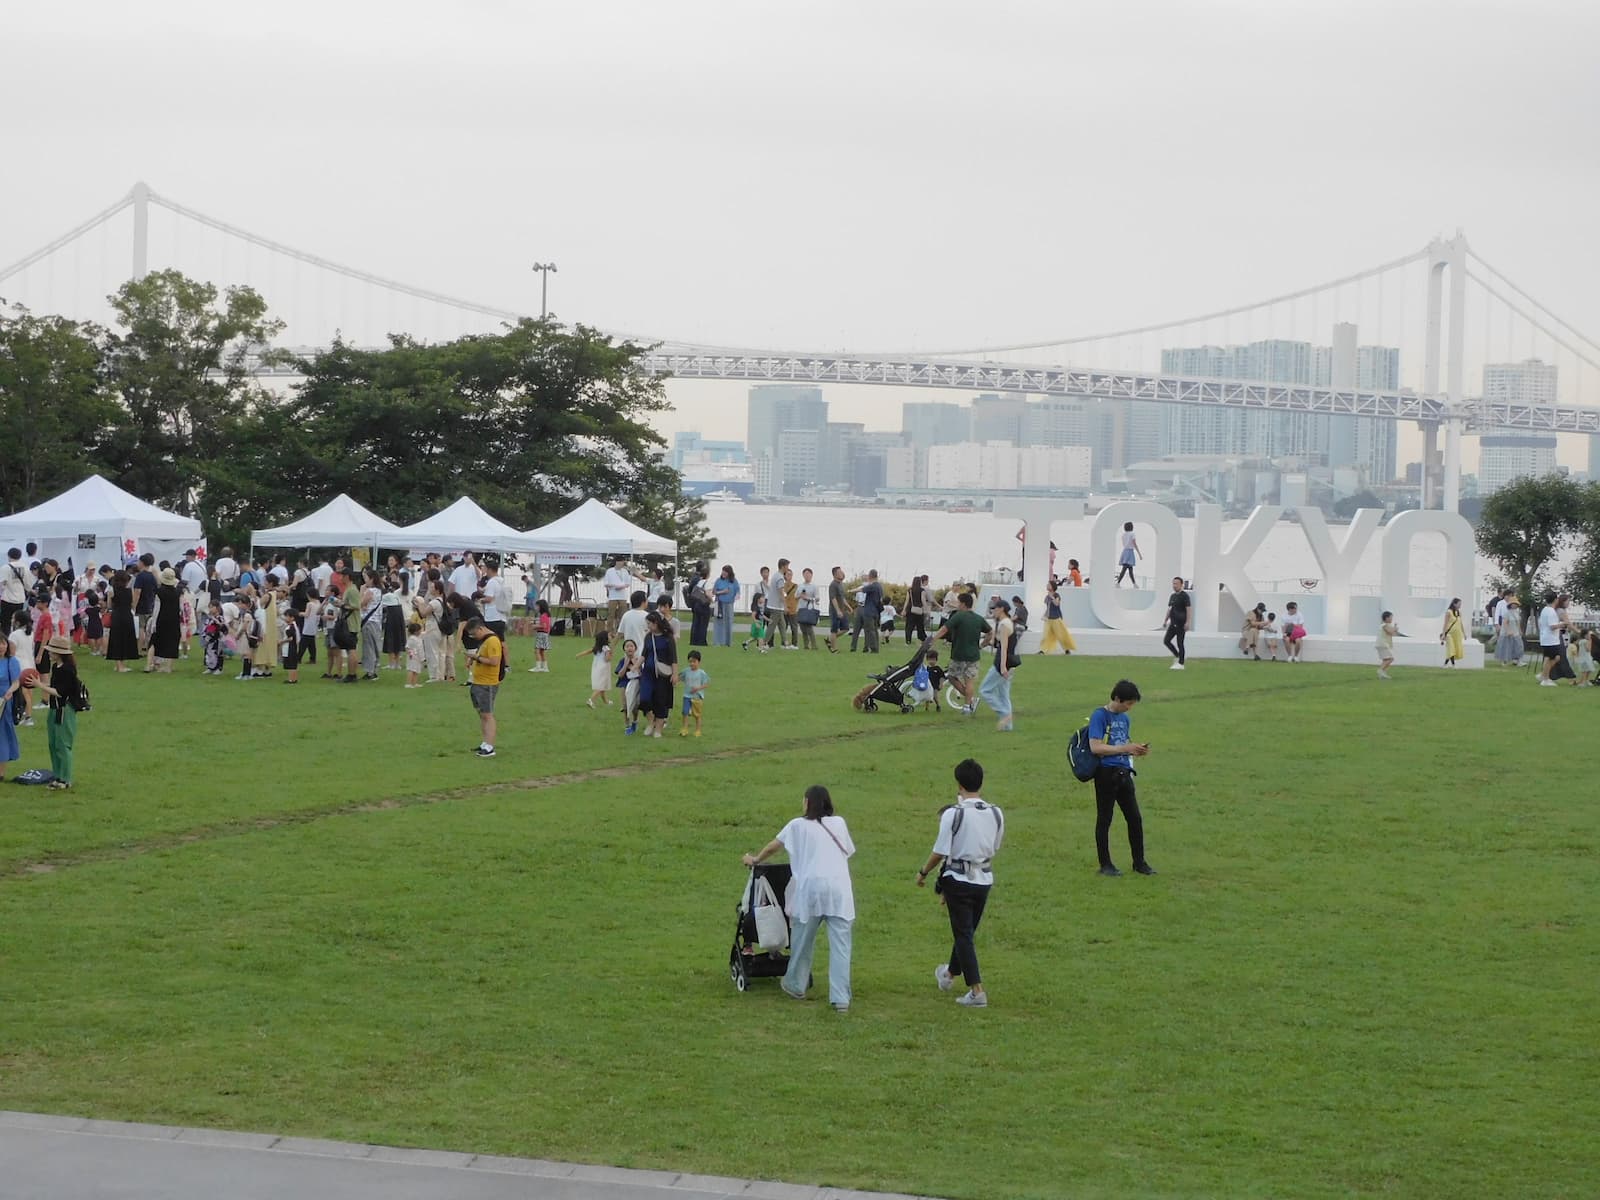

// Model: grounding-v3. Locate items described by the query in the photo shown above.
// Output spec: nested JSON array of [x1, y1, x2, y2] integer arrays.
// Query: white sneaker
[[955, 989, 988, 1008], [1377, 671, 1390, 680], [1170, 662, 1185, 671], [1539, 679, 1558, 687], [934, 964, 953, 992]]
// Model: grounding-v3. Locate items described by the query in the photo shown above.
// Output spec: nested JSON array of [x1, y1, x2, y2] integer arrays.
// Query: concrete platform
[[0, 1111, 936, 1200], [1022, 628, 1484, 668]]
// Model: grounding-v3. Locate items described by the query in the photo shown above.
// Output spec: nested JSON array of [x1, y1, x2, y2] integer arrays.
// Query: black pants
[[0, 600, 20, 636], [941, 878, 990, 987], [1094, 767, 1147, 870], [485, 620, 508, 641], [689, 606, 710, 646], [905, 611, 926, 643], [1115, 563, 1136, 586], [1163, 623, 1186, 664]]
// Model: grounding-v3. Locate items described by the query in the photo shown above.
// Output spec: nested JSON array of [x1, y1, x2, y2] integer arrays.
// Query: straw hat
[[159, 568, 179, 586], [45, 635, 74, 657]]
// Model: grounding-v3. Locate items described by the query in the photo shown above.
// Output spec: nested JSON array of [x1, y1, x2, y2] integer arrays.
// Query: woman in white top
[[1115, 522, 1141, 587], [743, 786, 856, 1012]]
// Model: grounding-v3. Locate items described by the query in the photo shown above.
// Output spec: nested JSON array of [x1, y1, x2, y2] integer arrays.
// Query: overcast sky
[[5, 1, 1599, 463]]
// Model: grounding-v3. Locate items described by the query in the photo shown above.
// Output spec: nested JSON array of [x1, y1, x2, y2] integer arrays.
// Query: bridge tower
[[1421, 232, 1468, 512], [130, 181, 150, 282]]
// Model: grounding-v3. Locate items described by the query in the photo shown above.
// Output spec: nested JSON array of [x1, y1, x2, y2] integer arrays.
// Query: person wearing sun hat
[[148, 566, 183, 672], [37, 634, 83, 790]]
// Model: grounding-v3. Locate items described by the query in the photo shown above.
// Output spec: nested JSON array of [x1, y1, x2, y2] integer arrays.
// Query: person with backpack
[[917, 758, 1004, 1009], [36, 635, 87, 791], [1085, 679, 1155, 878], [462, 616, 503, 758]]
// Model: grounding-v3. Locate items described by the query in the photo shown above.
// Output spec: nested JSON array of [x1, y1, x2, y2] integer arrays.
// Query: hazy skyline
[[6, 1, 1599, 468]]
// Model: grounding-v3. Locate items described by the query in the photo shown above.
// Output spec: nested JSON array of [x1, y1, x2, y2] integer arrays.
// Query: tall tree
[[1474, 474, 1583, 608], [0, 305, 126, 513], [102, 270, 283, 517], [1560, 481, 1600, 608], [232, 320, 712, 558]]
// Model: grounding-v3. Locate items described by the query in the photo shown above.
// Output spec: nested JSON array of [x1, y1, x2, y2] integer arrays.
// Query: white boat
[[701, 487, 746, 504]]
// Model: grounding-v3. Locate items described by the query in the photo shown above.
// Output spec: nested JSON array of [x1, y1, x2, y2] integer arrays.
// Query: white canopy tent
[[521, 498, 676, 559], [0, 474, 202, 568], [394, 496, 550, 554], [251, 494, 405, 552]]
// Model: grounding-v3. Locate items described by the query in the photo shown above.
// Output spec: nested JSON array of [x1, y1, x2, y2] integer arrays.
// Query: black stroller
[[853, 636, 946, 713], [730, 863, 810, 992]]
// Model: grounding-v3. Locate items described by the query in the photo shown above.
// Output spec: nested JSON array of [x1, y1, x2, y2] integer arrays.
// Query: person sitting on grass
[[679, 650, 709, 737]]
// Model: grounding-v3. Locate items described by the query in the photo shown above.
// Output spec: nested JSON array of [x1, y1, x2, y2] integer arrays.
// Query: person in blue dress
[[711, 566, 739, 647]]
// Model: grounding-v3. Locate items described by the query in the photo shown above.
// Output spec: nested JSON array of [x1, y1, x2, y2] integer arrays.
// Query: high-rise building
[[822, 422, 866, 488], [902, 401, 971, 448], [970, 394, 1027, 445], [777, 428, 822, 493], [1589, 433, 1600, 482], [1023, 397, 1122, 484], [671, 431, 746, 471], [747, 385, 827, 463], [1478, 359, 1559, 494], [1158, 333, 1400, 481]]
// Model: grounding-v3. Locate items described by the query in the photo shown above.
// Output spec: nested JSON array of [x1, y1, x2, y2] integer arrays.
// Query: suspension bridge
[[4, 181, 1599, 513]]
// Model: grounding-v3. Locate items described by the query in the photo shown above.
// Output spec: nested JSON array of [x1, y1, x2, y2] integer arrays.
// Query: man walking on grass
[[826, 566, 851, 654], [937, 591, 989, 714], [1163, 576, 1190, 670], [917, 758, 1004, 1009], [464, 617, 502, 757]]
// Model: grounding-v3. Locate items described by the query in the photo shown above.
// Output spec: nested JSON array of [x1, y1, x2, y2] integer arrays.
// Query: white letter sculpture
[[1089, 502, 1183, 632], [1380, 509, 1476, 630], [1191, 504, 1280, 635], [1297, 507, 1382, 637]]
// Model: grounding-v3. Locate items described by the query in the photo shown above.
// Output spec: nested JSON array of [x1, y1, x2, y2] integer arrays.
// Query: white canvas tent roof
[[522, 498, 676, 558], [394, 496, 549, 554], [252, 494, 404, 548], [0, 474, 202, 542]]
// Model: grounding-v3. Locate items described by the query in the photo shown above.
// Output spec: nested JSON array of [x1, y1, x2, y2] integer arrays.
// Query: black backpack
[[437, 604, 458, 636], [1067, 710, 1103, 782]]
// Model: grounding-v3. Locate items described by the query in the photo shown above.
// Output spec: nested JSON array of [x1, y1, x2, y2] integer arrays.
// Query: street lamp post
[[531, 262, 558, 320]]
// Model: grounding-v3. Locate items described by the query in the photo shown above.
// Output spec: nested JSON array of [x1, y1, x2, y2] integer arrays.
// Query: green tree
[[0, 305, 126, 513], [1474, 473, 1584, 609], [229, 320, 711, 557], [1560, 481, 1600, 608], [102, 270, 283, 518], [1332, 489, 1384, 519]]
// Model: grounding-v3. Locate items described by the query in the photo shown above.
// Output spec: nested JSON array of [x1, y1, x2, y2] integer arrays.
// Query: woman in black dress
[[151, 568, 182, 671], [105, 570, 138, 672]]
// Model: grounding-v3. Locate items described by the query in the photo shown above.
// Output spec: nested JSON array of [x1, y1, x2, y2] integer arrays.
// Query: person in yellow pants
[[1037, 580, 1077, 655]]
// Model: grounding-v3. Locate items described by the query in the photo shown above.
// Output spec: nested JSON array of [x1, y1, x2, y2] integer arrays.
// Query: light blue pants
[[978, 664, 1012, 717], [784, 915, 853, 1007], [713, 604, 734, 647]]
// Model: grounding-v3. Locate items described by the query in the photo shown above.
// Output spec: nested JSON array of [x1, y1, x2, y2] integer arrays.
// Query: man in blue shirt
[[1086, 679, 1155, 877]]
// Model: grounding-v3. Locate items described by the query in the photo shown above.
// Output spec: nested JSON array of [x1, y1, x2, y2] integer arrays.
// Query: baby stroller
[[730, 863, 810, 993], [853, 636, 946, 713]]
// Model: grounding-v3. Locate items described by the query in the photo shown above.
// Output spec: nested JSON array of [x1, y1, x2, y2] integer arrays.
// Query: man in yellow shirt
[[463, 617, 502, 758]]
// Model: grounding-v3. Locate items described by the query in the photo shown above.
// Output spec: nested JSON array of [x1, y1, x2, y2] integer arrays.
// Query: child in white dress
[[578, 630, 613, 708], [405, 620, 425, 688]]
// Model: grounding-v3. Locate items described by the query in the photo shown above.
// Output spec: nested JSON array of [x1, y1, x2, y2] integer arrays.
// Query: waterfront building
[[1477, 359, 1559, 494]]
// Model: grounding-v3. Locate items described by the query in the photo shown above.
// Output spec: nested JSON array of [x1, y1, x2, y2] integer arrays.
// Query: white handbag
[[750, 875, 789, 950]]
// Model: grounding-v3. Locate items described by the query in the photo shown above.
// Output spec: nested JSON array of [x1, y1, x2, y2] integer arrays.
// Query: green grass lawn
[[2, 640, 1597, 1199]]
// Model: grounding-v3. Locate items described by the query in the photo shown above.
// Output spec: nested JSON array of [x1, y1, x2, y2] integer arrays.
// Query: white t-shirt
[[1493, 598, 1508, 627], [2, 561, 33, 605], [8, 628, 35, 673], [181, 560, 209, 594], [1538, 606, 1561, 647], [449, 563, 479, 598], [776, 815, 856, 922], [1121, 530, 1136, 552], [933, 797, 1005, 887], [480, 575, 504, 622], [311, 562, 334, 592], [213, 556, 238, 584], [1284, 610, 1303, 634], [267, 565, 288, 586], [617, 606, 649, 651], [603, 566, 632, 602]]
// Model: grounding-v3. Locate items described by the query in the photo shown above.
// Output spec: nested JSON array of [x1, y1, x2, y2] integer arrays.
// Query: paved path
[[0, 1111, 931, 1200]]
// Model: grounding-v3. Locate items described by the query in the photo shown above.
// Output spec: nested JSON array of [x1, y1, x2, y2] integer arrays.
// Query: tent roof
[[522, 498, 676, 558], [0, 474, 202, 542], [252, 494, 404, 547], [394, 496, 549, 553]]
